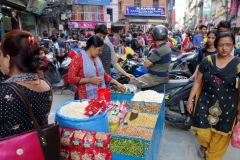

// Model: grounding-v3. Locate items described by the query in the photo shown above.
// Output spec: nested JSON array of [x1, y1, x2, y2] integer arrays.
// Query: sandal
[[198, 145, 206, 159]]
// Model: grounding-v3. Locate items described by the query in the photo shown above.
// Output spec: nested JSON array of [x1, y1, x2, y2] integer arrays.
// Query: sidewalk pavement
[[50, 91, 240, 160]]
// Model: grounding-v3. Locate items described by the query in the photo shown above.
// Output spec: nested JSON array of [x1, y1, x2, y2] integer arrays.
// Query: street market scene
[[0, 0, 240, 160]]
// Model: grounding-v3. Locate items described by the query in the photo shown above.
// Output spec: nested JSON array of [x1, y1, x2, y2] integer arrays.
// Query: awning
[[2, 0, 26, 9]]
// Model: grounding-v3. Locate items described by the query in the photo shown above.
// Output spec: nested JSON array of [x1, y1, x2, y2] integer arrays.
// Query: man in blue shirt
[[58, 33, 65, 48], [193, 25, 207, 52]]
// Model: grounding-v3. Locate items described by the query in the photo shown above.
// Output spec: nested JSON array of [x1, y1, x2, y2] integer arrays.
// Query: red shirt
[[68, 54, 112, 99], [147, 34, 156, 51]]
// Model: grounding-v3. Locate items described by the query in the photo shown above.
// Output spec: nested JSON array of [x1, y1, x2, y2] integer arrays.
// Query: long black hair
[[202, 29, 218, 53], [85, 35, 104, 50]]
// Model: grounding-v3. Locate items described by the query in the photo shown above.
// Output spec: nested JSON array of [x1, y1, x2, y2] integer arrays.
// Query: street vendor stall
[[55, 87, 165, 160]]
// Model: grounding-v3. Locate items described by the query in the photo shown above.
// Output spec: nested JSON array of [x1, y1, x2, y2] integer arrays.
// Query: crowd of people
[[0, 20, 239, 160]]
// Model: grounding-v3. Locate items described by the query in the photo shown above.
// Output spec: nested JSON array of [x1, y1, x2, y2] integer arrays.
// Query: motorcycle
[[44, 52, 72, 87]]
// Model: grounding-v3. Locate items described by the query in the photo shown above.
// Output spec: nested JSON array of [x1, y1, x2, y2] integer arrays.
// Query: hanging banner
[[231, 0, 238, 16], [169, 0, 175, 11], [203, 0, 211, 15], [26, 0, 46, 15]]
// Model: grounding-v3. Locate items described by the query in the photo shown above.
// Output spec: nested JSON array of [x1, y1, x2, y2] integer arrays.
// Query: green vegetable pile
[[110, 138, 150, 157]]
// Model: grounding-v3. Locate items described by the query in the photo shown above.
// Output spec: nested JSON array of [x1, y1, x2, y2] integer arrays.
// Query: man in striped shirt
[[129, 25, 171, 89]]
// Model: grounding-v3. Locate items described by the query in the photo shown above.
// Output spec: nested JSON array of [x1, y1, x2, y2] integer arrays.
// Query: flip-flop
[[198, 145, 206, 159]]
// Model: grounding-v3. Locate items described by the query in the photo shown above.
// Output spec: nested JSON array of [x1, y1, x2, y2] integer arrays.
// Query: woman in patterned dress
[[187, 32, 240, 160]]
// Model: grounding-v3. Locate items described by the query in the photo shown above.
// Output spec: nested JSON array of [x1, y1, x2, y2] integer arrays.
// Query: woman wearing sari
[[68, 36, 125, 100], [187, 32, 240, 160]]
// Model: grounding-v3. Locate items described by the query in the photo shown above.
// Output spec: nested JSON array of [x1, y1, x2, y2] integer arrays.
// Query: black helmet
[[152, 25, 168, 41]]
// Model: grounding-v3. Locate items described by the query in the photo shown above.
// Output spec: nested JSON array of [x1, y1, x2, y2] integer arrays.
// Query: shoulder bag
[[0, 83, 60, 160], [184, 38, 193, 50]]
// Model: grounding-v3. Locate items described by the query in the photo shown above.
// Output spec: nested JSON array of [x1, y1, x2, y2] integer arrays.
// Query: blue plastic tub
[[55, 100, 110, 133]]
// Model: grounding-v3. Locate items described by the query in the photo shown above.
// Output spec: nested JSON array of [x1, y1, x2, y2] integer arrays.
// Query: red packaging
[[81, 152, 93, 160], [70, 151, 81, 160], [83, 132, 95, 153], [60, 128, 63, 136], [94, 132, 110, 152], [61, 129, 74, 148], [70, 130, 86, 153], [60, 148, 70, 160], [93, 151, 108, 160], [84, 98, 107, 117]]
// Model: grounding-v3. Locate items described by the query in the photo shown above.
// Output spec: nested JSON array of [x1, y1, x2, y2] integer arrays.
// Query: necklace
[[22, 78, 41, 85]]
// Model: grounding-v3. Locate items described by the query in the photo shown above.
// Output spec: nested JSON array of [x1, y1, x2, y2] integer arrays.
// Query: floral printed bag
[[231, 122, 240, 148]]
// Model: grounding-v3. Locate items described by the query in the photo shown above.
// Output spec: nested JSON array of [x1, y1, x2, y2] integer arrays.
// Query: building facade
[[118, 0, 169, 32], [184, 0, 236, 31]]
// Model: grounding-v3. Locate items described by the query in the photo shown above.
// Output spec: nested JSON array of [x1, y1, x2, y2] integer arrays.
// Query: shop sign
[[125, 6, 165, 16], [20, 12, 37, 36], [68, 22, 107, 28], [169, 0, 174, 11], [237, 18, 240, 27], [26, 0, 46, 15], [203, 0, 211, 15], [72, 0, 110, 5]]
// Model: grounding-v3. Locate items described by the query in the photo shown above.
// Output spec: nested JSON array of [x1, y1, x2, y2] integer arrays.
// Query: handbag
[[0, 83, 60, 160], [184, 38, 193, 50]]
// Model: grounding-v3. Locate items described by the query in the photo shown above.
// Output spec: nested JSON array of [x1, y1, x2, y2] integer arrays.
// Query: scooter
[[143, 79, 194, 130]]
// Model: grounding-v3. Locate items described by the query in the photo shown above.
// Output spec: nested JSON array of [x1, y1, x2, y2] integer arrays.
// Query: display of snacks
[[124, 112, 158, 128], [60, 128, 112, 160], [110, 138, 150, 157], [127, 102, 161, 113], [132, 90, 164, 103], [115, 126, 153, 140]]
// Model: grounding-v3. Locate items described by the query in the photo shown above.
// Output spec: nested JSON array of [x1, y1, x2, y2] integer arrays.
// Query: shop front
[[124, 6, 167, 32], [68, 4, 107, 36]]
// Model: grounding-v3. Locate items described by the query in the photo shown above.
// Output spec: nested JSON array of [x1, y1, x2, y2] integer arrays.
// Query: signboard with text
[[125, 6, 165, 16], [68, 22, 107, 28], [72, 0, 110, 5]]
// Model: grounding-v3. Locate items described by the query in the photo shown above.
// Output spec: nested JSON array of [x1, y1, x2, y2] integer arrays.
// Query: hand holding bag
[[0, 83, 60, 160]]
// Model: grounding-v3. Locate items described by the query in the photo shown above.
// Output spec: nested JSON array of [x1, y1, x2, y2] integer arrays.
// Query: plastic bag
[[231, 122, 240, 148]]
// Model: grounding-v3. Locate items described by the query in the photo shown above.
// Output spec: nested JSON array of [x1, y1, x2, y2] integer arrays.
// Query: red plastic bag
[[70, 130, 86, 153], [84, 98, 107, 117], [231, 122, 240, 148]]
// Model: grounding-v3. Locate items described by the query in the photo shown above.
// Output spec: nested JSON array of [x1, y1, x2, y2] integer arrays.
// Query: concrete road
[[50, 91, 240, 160]]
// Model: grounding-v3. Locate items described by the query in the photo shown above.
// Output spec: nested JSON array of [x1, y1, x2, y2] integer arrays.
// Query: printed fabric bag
[[231, 121, 240, 148], [0, 83, 60, 160], [184, 38, 193, 50]]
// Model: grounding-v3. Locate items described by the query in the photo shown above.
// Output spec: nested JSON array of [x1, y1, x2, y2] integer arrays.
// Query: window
[[119, 2, 122, 11], [71, 5, 104, 21], [153, 0, 159, 7], [107, 8, 113, 22], [134, 0, 141, 6]]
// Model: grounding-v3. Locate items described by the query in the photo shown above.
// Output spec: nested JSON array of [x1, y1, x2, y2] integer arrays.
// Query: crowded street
[[1, 0, 240, 159]]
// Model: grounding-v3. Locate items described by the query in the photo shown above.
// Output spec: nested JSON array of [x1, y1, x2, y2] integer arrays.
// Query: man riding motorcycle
[[129, 25, 171, 89]]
